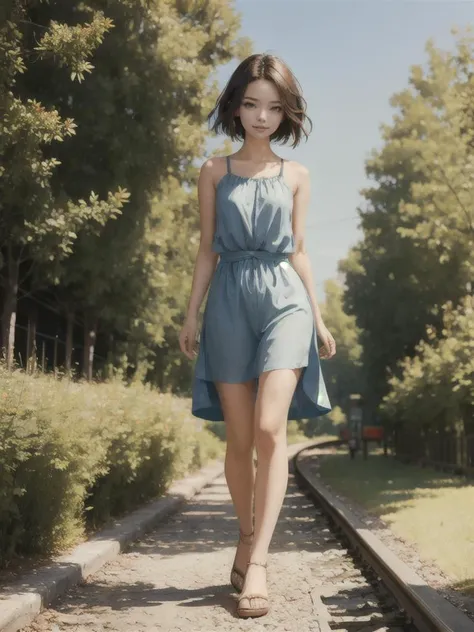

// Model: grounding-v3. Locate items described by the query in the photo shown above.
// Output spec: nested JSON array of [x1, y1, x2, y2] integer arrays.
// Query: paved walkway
[[22, 458, 381, 632]]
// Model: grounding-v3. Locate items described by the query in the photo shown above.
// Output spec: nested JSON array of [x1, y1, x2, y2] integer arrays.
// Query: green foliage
[[0, 363, 223, 566], [340, 29, 474, 422], [79, 1, 250, 382], [394, 34, 474, 282], [381, 295, 474, 434], [320, 280, 363, 415], [302, 406, 347, 437], [44, 0, 250, 380], [35, 11, 114, 82], [286, 420, 308, 444], [0, 0, 252, 389], [0, 0, 132, 372], [0, 2, 124, 259]]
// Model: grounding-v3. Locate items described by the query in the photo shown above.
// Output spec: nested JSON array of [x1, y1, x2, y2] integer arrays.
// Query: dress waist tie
[[218, 250, 290, 263]]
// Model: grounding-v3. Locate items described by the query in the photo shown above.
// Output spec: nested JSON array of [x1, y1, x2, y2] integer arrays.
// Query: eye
[[243, 101, 255, 107], [272, 106, 282, 112]]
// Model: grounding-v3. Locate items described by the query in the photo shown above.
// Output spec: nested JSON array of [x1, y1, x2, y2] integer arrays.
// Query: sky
[[207, 0, 474, 300]]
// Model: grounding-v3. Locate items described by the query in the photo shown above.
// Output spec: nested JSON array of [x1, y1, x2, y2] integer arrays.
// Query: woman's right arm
[[179, 158, 220, 359]]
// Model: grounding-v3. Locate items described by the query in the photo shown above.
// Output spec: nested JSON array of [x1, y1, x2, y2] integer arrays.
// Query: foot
[[238, 561, 269, 617]]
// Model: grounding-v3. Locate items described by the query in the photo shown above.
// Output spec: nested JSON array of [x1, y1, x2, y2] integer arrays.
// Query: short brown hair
[[208, 54, 312, 148]]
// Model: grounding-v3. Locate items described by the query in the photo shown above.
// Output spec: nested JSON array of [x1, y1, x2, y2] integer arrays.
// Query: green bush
[[300, 406, 347, 437], [0, 366, 223, 567], [381, 296, 474, 434], [286, 420, 308, 443]]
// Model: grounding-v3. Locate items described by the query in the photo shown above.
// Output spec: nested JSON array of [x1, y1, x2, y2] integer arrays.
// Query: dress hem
[[192, 320, 331, 422], [197, 361, 310, 385]]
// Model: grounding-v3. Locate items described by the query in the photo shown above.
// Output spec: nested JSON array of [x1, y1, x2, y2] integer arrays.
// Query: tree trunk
[[53, 334, 59, 377], [65, 309, 74, 377], [83, 313, 97, 381], [26, 304, 38, 374], [106, 332, 114, 380], [1, 247, 20, 370]]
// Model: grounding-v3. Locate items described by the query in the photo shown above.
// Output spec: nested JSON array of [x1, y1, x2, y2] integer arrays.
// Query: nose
[[257, 109, 267, 122]]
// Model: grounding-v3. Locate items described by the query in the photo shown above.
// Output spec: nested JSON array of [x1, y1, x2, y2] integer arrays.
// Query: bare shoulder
[[284, 160, 310, 195], [200, 156, 227, 189]]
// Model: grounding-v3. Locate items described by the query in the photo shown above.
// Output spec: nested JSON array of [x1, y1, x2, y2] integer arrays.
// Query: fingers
[[319, 337, 336, 359], [185, 337, 195, 360], [179, 333, 191, 359], [180, 329, 198, 360], [190, 338, 199, 359], [179, 330, 189, 358]]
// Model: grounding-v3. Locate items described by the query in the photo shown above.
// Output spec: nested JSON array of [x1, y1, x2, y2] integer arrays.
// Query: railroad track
[[294, 441, 474, 632], [5, 440, 473, 632]]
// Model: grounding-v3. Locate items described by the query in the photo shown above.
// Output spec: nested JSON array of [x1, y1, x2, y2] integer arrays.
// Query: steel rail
[[293, 441, 474, 632]]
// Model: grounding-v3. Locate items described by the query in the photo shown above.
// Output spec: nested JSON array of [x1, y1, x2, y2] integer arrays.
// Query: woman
[[179, 53, 335, 619]]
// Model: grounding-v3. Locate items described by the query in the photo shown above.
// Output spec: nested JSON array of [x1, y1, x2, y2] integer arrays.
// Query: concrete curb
[[0, 459, 225, 632]]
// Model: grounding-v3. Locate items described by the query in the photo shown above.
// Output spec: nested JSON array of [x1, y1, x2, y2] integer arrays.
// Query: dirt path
[[21, 461, 375, 632]]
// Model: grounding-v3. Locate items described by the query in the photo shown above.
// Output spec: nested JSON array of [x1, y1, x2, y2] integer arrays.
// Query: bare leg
[[239, 368, 301, 609], [215, 380, 256, 574]]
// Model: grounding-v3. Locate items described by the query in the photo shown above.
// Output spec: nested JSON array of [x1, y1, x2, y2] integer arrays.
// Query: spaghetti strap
[[226, 155, 232, 174], [279, 158, 284, 176]]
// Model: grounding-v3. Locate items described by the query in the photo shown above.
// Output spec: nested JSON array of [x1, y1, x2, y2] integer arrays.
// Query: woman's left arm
[[288, 163, 336, 360]]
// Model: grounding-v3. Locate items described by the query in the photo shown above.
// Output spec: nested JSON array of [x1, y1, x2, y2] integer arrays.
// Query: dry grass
[[318, 449, 474, 593]]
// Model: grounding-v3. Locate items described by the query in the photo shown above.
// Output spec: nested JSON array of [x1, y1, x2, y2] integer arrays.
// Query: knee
[[255, 418, 286, 455], [226, 430, 254, 458]]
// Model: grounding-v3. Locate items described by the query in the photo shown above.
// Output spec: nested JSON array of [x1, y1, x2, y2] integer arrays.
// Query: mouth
[[253, 126, 269, 130]]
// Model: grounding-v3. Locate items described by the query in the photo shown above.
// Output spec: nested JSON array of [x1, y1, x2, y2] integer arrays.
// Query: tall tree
[[0, 1, 128, 369], [340, 30, 474, 420], [0, 0, 251, 381], [48, 0, 250, 381]]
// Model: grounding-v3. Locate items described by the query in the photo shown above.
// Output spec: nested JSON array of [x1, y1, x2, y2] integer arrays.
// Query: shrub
[[381, 296, 474, 434], [0, 366, 222, 566], [302, 406, 346, 437]]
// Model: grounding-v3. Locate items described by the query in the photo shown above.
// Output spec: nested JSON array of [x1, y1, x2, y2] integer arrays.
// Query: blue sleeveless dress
[[191, 156, 331, 422]]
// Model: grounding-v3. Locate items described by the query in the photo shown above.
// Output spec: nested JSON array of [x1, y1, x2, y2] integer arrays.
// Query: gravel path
[[21, 456, 405, 632]]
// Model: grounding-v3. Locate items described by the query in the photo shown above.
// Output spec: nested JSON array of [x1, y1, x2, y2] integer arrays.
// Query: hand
[[317, 323, 336, 360], [179, 315, 199, 360]]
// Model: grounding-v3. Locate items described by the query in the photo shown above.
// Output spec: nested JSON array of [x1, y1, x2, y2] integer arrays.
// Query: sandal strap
[[247, 560, 267, 568], [238, 593, 268, 602]]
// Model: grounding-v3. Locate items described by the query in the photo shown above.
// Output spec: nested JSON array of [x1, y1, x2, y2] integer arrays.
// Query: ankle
[[239, 527, 254, 544]]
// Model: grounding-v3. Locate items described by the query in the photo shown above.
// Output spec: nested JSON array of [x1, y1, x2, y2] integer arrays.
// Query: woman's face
[[235, 79, 284, 141]]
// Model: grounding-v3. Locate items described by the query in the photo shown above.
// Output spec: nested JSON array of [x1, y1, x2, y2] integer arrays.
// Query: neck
[[236, 136, 276, 163]]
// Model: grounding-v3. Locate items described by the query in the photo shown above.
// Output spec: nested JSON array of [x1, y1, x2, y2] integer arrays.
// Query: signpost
[[346, 395, 384, 459]]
